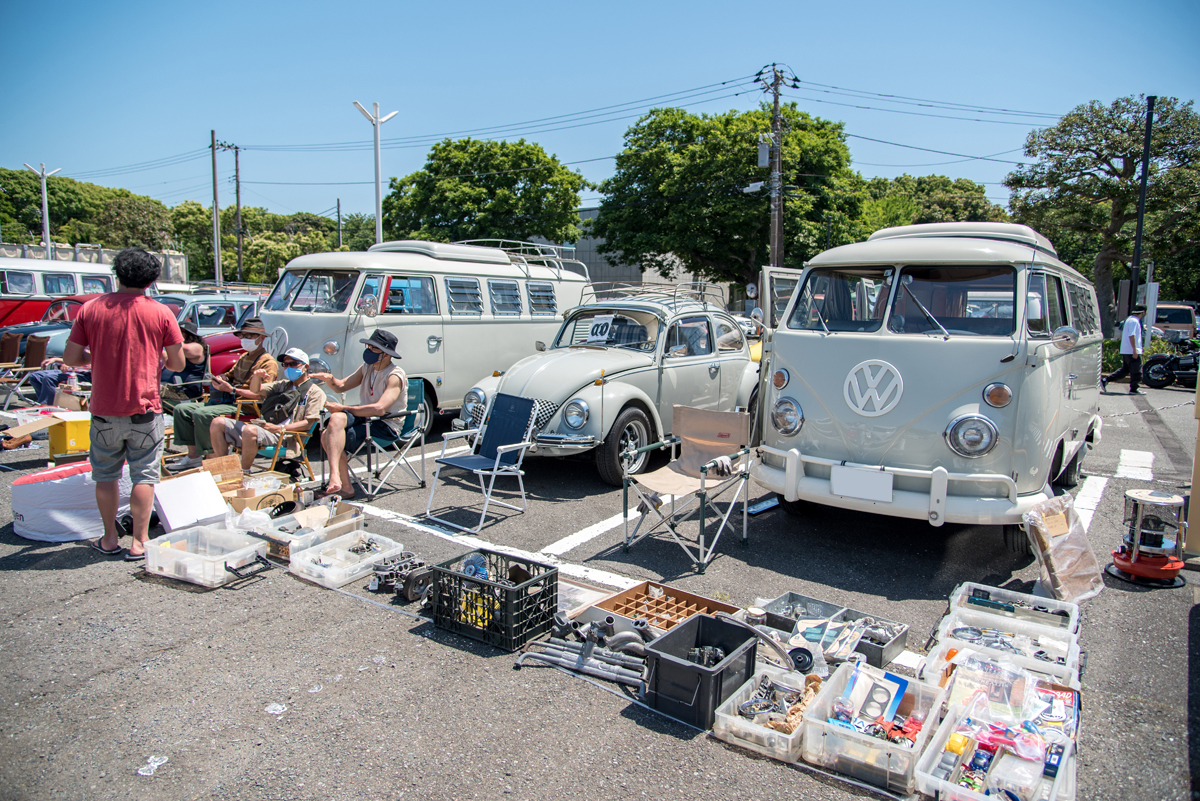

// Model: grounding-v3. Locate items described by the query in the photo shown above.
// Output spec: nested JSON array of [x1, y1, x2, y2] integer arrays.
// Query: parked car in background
[[0, 295, 100, 358], [458, 283, 760, 485], [0, 258, 114, 326], [1154, 303, 1197, 339], [154, 292, 262, 337]]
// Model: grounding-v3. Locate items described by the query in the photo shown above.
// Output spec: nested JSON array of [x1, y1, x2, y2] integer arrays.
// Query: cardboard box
[[222, 483, 295, 513], [53, 390, 87, 412]]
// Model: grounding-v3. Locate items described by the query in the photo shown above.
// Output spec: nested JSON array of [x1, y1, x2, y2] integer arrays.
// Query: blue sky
[[3, 0, 1197, 221]]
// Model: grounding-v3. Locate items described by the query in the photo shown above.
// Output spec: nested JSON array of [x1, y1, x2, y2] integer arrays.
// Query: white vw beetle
[[458, 283, 760, 485]]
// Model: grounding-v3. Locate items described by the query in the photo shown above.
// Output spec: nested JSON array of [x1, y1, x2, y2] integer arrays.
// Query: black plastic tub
[[430, 549, 558, 652], [644, 614, 758, 729]]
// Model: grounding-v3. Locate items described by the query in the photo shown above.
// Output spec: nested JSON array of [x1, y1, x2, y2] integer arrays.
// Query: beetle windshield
[[554, 309, 660, 351], [888, 266, 1016, 336], [788, 267, 892, 332]]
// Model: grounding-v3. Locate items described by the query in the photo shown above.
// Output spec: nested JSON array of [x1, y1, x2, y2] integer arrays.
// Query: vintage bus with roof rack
[[753, 222, 1103, 550]]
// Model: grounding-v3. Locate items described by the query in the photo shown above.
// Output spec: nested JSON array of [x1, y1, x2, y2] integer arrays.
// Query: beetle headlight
[[563, 399, 590, 430], [322, 339, 340, 356], [463, 388, 486, 418], [771, 397, 803, 436], [945, 414, 999, 458]]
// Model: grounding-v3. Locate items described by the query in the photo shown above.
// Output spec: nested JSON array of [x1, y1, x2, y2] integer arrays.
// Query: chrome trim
[[534, 433, 596, 449]]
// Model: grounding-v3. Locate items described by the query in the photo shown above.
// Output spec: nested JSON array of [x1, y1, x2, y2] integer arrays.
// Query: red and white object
[[11, 462, 130, 542]]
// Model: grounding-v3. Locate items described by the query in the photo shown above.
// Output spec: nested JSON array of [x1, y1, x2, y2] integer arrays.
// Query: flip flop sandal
[[90, 539, 123, 556], [124, 551, 146, 562]]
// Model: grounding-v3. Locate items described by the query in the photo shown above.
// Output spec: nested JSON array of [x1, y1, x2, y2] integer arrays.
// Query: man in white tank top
[[310, 329, 407, 499]]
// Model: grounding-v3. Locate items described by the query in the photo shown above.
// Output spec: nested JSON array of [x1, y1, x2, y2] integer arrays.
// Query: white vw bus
[[258, 240, 589, 430], [753, 223, 1102, 549]]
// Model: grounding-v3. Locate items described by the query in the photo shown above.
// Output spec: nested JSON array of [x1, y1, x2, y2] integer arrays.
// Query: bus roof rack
[[581, 281, 726, 310]]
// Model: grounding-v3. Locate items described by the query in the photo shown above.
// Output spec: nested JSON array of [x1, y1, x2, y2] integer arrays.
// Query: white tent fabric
[[12, 462, 131, 542]]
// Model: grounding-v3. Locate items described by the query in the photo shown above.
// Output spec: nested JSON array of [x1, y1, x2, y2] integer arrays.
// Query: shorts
[[338, 412, 400, 453], [215, 417, 281, 450], [90, 412, 165, 485]]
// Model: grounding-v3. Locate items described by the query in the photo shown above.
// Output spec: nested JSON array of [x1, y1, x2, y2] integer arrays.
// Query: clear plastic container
[[712, 664, 810, 763], [250, 511, 365, 561], [801, 662, 946, 795], [949, 582, 1080, 636], [289, 530, 404, 589], [915, 704, 1075, 801], [145, 526, 268, 588], [935, 608, 1081, 677], [919, 640, 1081, 693]]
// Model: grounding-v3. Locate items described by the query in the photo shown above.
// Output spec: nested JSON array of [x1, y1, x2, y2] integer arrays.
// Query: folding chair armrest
[[494, 440, 532, 454], [442, 427, 479, 441], [620, 436, 677, 466], [699, 446, 754, 473]]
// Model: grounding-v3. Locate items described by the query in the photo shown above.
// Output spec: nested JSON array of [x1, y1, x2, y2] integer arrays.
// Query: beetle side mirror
[[535, 340, 546, 352]]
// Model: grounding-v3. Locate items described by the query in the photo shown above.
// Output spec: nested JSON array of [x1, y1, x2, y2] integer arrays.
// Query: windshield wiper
[[807, 295, 832, 334], [902, 284, 950, 340]]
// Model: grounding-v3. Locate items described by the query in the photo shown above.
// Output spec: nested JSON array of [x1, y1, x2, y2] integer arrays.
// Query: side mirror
[[1051, 325, 1079, 350], [535, 340, 547, 352], [746, 282, 758, 300], [356, 294, 379, 318], [667, 345, 688, 358], [750, 307, 765, 328]]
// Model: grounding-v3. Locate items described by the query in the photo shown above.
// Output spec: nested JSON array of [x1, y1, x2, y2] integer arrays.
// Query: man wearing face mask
[[311, 329, 406, 500], [167, 317, 279, 471], [209, 348, 326, 471]]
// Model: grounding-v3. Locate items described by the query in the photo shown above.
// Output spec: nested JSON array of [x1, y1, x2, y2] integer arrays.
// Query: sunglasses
[[367, 345, 383, 353], [280, 359, 304, 368]]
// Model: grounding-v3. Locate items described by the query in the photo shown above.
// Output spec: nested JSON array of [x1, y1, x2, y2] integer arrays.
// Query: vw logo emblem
[[844, 360, 903, 417]]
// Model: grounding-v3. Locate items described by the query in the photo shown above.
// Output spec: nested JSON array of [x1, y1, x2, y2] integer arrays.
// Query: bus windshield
[[888, 266, 1016, 336], [787, 267, 892, 332], [266, 270, 359, 313]]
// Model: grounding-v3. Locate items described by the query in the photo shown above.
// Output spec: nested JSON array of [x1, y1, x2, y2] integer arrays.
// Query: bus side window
[[384, 276, 436, 314], [0, 271, 35, 294], [1027, 274, 1066, 335], [43, 274, 76, 295]]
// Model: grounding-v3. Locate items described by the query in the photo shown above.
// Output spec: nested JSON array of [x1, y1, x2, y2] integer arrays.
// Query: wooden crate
[[590, 581, 738, 632]]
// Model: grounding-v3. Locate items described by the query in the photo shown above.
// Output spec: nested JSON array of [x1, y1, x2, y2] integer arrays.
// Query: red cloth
[[67, 293, 183, 416]]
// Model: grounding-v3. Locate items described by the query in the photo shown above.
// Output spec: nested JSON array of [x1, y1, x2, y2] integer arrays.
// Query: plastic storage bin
[[644, 614, 759, 730], [764, 592, 909, 669], [837, 607, 909, 669], [712, 664, 809, 762], [801, 662, 946, 795], [936, 608, 1081, 677], [145, 526, 269, 588], [919, 640, 1081, 692], [430, 549, 558, 652], [250, 511, 364, 561], [764, 591, 846, 622], [289, 531, 404, 589], [915, 704, 1075, 801], [949, 582, 1080, 636]]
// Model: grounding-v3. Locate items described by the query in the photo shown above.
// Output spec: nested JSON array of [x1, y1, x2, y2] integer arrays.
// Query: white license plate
[[829, 465, 894, 503]]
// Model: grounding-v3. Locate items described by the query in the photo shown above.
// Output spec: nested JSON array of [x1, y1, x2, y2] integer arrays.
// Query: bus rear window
[[889, 266, 1015, 336]]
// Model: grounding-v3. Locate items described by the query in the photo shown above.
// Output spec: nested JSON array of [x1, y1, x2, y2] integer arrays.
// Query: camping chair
[[425, 392, 536, 534], [346, 378, 427, 497], [0, 331, 22, 369], [622, 405, 754, 574], [0, 335, 50, 410], [255, 419, 319, 481]]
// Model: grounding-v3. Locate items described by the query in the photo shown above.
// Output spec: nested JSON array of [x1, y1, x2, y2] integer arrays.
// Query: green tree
[[866, 175, 1007, 227], [592, 104, 860, 286], [860, 194, 918, 235], [382, 138, 589, 243], [0, 168, 132, 244], [170, 200, 216, 280], [1005, 95, 1200, 336], [95, 196, 173, 250], [338, 212, 376, 251]]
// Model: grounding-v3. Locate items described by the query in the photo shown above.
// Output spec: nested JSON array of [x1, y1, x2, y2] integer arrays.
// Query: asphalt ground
[[0, 385, 1196, 801]]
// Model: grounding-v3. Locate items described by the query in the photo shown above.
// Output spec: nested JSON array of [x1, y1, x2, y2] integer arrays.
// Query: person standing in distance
[[1101, 308, 1145, 396], [63, 248, 185, 560]]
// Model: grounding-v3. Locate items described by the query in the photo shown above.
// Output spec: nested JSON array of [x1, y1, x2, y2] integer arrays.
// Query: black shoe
[[1129, 389, 1145, 395], [1100, 376, 1109, 393]]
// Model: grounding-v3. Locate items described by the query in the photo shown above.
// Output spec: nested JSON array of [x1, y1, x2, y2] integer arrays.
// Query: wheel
[[1141, 357, 1175, 389], [596, 407, 652, 486], [1001, 524, 1032, 555], [1054, 445, 1084, 489], [777, 494, 808, 517]]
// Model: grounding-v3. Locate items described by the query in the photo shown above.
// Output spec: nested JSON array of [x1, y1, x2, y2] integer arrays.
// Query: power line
[[855, 147, 1026, 168], [846, 134, 1028, 165], [69, 149, 210, 180], [799, 80, 1062, 119], [783, 90, 1051, 127]]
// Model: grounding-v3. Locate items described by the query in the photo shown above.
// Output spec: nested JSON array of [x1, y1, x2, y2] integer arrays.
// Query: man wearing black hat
[[168, 317, 279, 471], [311, 329, 406, 499]]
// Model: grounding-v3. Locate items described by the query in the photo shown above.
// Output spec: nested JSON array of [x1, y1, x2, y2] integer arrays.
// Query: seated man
[[29, 355, 91, 406], [168, 317, 278, 471], [210, 347, 326, 471]]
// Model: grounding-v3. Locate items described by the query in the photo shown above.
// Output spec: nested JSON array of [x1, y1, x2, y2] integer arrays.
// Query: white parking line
[[1073, 476, 1108, 532], [1115, 449, 1154, 481], [540, 511, 631, 556]]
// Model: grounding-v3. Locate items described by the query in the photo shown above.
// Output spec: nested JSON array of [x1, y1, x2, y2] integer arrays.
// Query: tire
[[1142, 357, 1175, 389], [1001, 524, 1032, 556], [420, 395, 438, 438], [1054, 445, 1084, 489], [596, 407, 652, 486], [777, 494, 808, 517]]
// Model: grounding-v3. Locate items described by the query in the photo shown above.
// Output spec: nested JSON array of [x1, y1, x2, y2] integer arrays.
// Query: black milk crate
[[644, 614, 758, 730], [430, 549, 558, 652]]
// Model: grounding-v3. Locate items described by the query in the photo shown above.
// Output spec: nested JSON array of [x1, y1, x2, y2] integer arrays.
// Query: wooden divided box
[[574, 580, 738, 636]]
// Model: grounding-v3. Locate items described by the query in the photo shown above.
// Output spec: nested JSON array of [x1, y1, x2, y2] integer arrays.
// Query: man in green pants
[[167, 317, 279, 470]]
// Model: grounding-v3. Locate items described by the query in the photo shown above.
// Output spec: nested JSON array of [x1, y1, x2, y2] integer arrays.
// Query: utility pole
[[217, 140, 243, 282], [22, 163, 60, 259], [756, 64, 799, 269], [210, 130, 223, 286], [337, 198, 342, 248], [353, 100, 398, 245], [1129, 95, 1157, 306]]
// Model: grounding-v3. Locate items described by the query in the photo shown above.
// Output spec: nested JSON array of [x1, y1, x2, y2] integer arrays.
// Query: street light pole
[[353, 100, 398, 245], [23, 162, 60, 259]]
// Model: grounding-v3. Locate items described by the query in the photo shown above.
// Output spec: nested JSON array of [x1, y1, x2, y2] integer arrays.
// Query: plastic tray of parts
[[145, 526, 268, 588], [765, 592, 908, 668], [949, 582, 1080, 636], [935, 608, 1081, 679], [712, 664, 811, 763], [251, 510, 365, 561], [801, 662, 947, 796], [289, 530, 404, 589], [919, 640, 1081, 694], [915, 704, 1076, 801]]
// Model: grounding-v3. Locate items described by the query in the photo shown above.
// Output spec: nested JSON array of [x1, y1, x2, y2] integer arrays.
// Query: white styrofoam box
[[915, 704, 1075, 801], [145, 526, 267, 588], [948, 582, 1080, 636], [12, 406, 69, 426], [154, 471, 227, 532], [935, 608, 1081, 677], [289, 530, 403, 589], [918, 640, 1080, 693], [801, 663, 947, 796], [712, 664, 810, 763]]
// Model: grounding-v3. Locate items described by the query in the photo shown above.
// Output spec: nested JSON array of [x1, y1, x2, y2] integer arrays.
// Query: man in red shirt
[[64, 249, 185, 560]]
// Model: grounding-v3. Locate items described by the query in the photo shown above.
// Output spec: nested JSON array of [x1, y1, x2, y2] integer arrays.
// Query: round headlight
[[772, 368, 790, 390], [983, 382, 1012, 408], [322, 339, 340, 356], [463, 388, 486, 418], [771, 397, 803, 436], [563, 399, 590, 430], [945, 415, 999, 458]]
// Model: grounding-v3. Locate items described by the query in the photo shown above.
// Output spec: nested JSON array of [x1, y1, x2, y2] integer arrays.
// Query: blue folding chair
[[425, 392, 536, 534], [347, 378, 427, 497]]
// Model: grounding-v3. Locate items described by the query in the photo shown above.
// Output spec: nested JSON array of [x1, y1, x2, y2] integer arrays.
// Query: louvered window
[[445, 277, 483, 315]]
